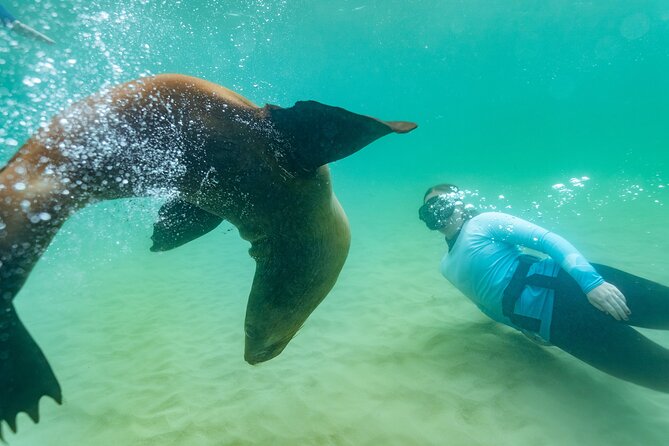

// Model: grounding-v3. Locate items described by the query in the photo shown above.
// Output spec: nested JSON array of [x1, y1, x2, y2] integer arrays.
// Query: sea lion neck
[[218, 165, 334, 244]]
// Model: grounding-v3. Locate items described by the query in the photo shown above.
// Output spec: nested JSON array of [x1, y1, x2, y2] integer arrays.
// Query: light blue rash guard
[[441, 212, 604, 342]]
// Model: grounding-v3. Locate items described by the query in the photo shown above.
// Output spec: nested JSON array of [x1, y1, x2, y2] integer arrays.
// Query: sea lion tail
[[265, 101, 417, 171], [0, 305, 62, 438]]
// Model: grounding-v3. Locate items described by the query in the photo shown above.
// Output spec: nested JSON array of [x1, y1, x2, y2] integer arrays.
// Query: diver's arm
[[485, 212, 630, 319], [484, 212, 601, 290]]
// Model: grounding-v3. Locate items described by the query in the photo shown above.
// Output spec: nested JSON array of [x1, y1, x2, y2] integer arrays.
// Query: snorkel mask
[[418, 193, 460, 230]]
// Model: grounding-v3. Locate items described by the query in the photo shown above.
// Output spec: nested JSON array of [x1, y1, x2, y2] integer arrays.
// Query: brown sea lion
[[0, 74, 417, 435]]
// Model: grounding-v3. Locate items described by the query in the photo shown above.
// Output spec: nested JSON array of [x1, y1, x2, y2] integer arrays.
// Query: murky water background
[[1, 1, 669, 445]]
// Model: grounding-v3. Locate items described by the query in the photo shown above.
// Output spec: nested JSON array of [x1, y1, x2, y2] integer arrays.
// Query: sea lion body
[[0, 74, 416, 434]]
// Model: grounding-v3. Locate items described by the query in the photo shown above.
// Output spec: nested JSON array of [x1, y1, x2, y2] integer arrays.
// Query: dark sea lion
[[0, 74, 416, 435]]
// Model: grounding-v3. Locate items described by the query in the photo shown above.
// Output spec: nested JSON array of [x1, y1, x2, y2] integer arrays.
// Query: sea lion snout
[[243, 328, 291, 365], [244, 342, 288, 365]]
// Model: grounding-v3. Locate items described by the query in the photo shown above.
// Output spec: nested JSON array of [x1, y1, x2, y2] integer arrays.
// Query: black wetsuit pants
[[549, 263, 669, 392]]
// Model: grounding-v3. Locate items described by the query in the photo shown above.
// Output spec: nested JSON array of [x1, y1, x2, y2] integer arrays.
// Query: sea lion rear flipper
[[265, 101, 417, 171], [0, 305, 62, 437], [150, 198, 224, 252]]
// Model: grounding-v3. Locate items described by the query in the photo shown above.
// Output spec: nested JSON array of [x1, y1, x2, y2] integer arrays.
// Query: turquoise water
[[1, 1, 669, 445]]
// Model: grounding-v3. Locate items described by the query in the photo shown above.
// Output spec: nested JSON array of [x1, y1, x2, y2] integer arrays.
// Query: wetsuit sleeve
[[484, 213, 604, 293]]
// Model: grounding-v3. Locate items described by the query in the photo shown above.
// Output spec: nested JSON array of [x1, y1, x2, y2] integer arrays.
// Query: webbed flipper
[[0, 305, 62, 438], [150, 198, 224, 252], [265, 100, 417, 171]]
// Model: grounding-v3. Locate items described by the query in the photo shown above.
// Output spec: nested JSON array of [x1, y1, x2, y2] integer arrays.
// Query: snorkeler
[[419, 183, 669, 392], [0, 4, 55, 44]]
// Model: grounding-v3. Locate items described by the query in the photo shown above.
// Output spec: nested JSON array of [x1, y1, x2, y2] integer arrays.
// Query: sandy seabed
[[6, 178, 669, 446]]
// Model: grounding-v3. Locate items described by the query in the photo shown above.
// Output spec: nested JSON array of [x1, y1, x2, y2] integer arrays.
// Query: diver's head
[[419, 184, 470, 237]]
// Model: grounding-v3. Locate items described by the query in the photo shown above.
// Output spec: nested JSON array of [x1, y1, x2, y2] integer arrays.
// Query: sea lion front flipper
[[150, 198, 224, 252], [0, 305, 62, 437], [264, 101, 418, 171]]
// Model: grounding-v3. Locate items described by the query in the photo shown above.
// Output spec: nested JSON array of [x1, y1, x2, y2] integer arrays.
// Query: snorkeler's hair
[[423, 183, 460, 202]]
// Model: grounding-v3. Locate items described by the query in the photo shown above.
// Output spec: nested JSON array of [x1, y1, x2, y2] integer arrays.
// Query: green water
[[1, 1, 669, 445]]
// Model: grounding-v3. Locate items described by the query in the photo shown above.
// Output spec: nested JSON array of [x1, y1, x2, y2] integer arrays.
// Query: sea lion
[[0, 74, 417, 435]]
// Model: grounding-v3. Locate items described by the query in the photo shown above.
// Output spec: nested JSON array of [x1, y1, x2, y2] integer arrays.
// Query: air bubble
[[22, 77, 42, 87]]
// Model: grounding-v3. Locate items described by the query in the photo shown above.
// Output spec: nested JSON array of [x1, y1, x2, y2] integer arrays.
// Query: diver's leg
[[550, 272, 669, 392], [592, 263, 669, 329]]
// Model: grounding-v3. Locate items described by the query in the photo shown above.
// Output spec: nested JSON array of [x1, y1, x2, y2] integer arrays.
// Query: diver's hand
[[586, 282, 630, 321]]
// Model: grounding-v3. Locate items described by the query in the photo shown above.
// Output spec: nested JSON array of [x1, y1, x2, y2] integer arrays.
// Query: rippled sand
[[7, 178, 669, 445]]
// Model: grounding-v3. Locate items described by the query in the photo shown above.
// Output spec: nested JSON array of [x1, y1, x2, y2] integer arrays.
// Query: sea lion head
[[239, 166, 351, 364]]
